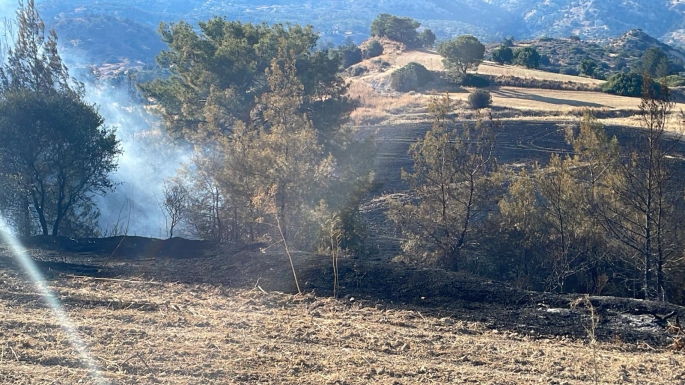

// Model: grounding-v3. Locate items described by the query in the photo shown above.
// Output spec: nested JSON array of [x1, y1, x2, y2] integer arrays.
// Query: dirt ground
[[2, 238, 685, 384]]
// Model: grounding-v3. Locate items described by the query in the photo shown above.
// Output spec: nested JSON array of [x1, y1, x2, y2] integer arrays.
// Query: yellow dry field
[[349, 48, 685, 128], [1, 265, 684, 385], [389, 49, 603, 85]]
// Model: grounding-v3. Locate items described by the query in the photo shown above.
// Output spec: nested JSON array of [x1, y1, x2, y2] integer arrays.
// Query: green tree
[[140, 18, 354, 147], [601, 72, 653, 97], [370, 14, 420, 47], [438, 35, 485, 77], [579, 58, 597, 77], [641, 47, 670, 79], [389, 94, 499, 270], [491, 45, 514, 65], [418, 29, 436, 48], [363, 40, 383, 59], [0, 0, 120, 236], [514, 47, 540, 69], [339, 41, 362, 68]]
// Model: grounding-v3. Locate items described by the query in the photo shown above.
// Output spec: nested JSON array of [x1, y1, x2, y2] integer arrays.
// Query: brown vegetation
[[2, 243, 685, 384]]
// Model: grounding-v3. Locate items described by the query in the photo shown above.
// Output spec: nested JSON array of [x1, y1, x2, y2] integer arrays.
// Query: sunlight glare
[[0, 216, 109, 384]]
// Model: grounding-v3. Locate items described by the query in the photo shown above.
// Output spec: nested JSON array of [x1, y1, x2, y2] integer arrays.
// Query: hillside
[[346, 43, 685, 127], [484, 29, 685, 77], [15, 0, 685, 69]]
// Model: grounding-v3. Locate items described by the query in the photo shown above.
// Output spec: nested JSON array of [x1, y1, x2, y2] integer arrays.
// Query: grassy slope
[[348, 47, 685, 127]]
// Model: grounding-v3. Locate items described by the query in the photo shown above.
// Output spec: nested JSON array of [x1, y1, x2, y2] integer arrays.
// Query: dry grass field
[[348, 48, 685, 128], [2, 245, 685, 385], [391, 50, 604, 85]]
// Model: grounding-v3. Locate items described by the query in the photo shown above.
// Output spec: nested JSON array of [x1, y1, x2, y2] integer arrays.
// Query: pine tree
[[389, 94, 498, 270]]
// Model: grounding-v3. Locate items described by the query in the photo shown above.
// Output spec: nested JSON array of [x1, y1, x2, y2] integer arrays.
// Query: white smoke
[[81, 81, 191, 238]]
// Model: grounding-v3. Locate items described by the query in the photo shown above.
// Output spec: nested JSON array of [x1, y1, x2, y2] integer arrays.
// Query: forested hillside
[[24, 0, 685, 69]]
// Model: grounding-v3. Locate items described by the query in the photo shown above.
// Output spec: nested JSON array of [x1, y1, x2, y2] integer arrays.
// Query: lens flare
[[0, 218, 109, 384]]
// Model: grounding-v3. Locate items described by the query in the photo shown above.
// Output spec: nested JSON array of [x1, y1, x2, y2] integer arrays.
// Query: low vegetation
[[389, 62, 432, 92], [467, 89, 492, 109]]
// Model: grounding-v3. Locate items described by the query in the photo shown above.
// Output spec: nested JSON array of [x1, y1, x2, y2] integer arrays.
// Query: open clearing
[[389, 50, 604, 85], [349, 48, 685, 128], [2, 239, 685, 384]]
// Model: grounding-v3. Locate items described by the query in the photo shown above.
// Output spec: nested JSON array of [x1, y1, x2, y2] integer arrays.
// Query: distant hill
[[51, 14, 167, 67], [19, 0, 685, 68], [487, 29, 685, 78]]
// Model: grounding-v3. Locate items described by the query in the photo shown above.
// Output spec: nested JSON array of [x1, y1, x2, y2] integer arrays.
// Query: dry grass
[[348, 81, 426, 125], [2, 261, 685, 385], [390, 50, 603, 86], [348, 47, 685, 129], [487, 87, 641, 112], [477, 62, 605, 85]]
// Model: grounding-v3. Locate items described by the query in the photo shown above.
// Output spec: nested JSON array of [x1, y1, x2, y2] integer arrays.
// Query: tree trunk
[[31, 192, 48, 235], [21, 195, 31, 237]]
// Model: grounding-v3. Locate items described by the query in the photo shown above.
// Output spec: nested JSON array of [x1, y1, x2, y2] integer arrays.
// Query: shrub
[[666, 74, 685, 87], [571, 46, 585, 55], [491, 45, 513, 64], [579, 59, 597, 76], [348, 66, 367, 77], [363, 40, 383, 59], [468, 89, 492, 109], [592, 70, 606, 80], [339, 43, 362, 68], [390, 62, 432, 92], [514, 47, 540, 69], [601, 72, 662, 97], [539, 54, 551, 66], [460, 73, 490, 88], [560, 67, 579, 76]]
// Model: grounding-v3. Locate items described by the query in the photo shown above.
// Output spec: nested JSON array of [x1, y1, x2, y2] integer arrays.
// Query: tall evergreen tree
[[140, 18, 355, 148]]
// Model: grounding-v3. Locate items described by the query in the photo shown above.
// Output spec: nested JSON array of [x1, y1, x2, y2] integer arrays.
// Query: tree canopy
[[370, 14, 434, 48], [579, 58, 597, 77], [640, 47, 670, 78], [140, 18, 355, 146], [0, 0, 120, 236], [514, 46, 540, 69], [491, 45, 513, 65], [438, 35, 485, 77]]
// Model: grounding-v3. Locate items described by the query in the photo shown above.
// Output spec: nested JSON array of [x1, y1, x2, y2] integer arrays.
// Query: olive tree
[[0, 0, 120, 236], [438, 35, 485, 77]]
